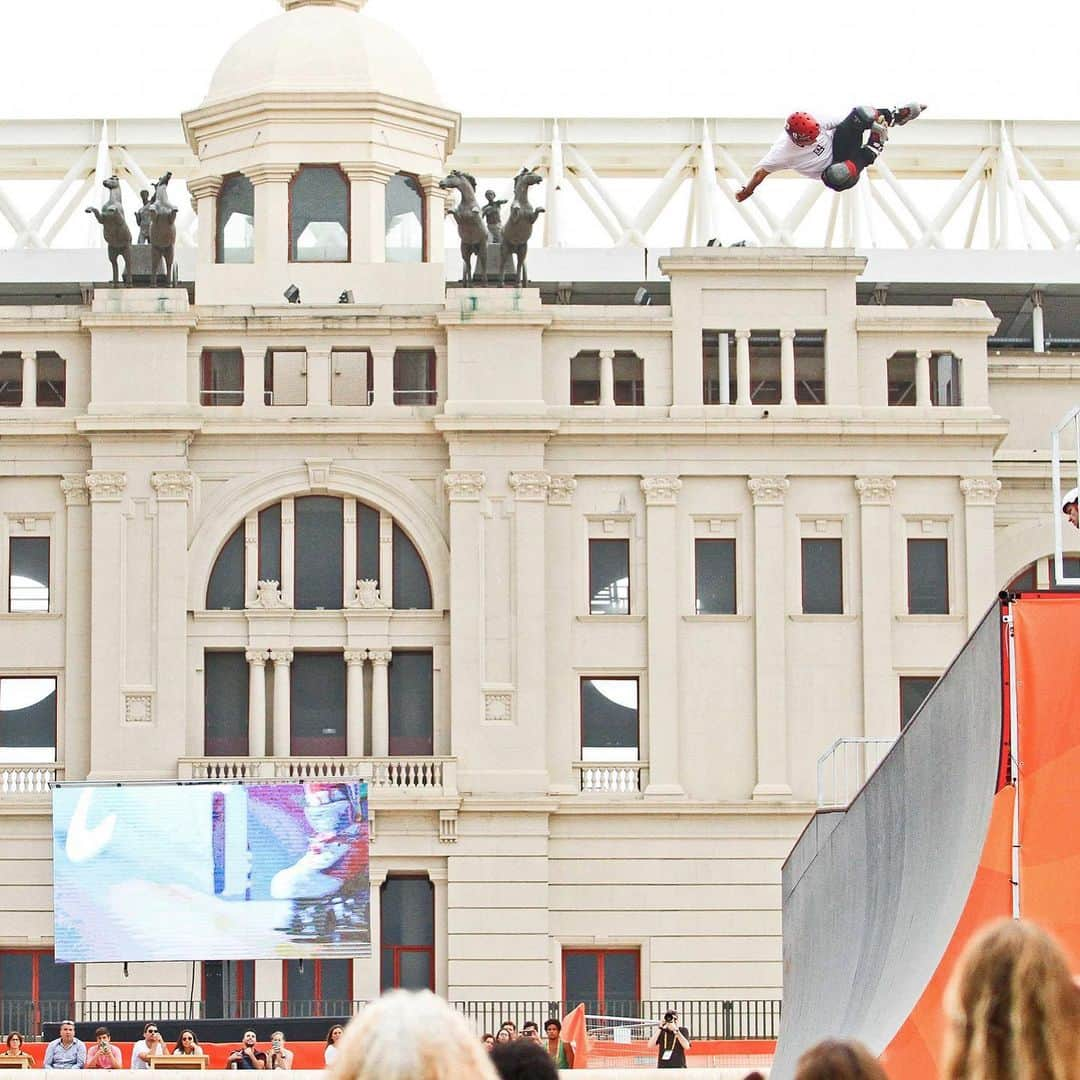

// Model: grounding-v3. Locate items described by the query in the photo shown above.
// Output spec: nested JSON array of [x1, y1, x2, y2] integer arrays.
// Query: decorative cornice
[[85, 471, 127, 501], [854, 476, 896, 506], [245, 649, 271, 665], [368, 648, 392, 666], [270, 649, 294, 665], [245, 162, 299, 186], [186, 174, 223, 201], [341, 162, 398, 184], [508, 471, 551, 501], [343, 649, 368, 665], [443, 470, 486, 501], [60, 475, 89, 507], [960, 477, 1002, 506], [151, 471, 194, 501], [640, 475, 682, 506], [547, 475, 577, 506], [748, 476, 789, 506]]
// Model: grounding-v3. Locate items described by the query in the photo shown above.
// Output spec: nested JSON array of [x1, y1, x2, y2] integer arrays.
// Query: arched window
[[290, 166, 349, 262], [216, 174, 254, 264], [206, 525, 245, 609], [385, 172, 425, 263]]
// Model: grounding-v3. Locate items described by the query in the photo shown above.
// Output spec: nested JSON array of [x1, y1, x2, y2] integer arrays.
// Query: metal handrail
[[816, 737, 895, 807]]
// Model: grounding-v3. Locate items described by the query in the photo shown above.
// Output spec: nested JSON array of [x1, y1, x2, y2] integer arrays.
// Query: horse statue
[[499, 167, 544, 287], [84, 176, 133, 286], [147, 171, 178, 287], [439, 170, 490, 286]]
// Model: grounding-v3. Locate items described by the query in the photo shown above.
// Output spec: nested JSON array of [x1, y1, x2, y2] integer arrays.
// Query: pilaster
[[61, 476, 91, 780], [961, 477, 1002, 632]]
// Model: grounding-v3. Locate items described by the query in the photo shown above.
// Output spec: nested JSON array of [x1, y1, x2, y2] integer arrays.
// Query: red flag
[[561, 1003, 590, 1069]]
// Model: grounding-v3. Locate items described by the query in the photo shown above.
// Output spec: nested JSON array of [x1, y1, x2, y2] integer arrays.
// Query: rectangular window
[[908, 538, 949, 614], [563, 949, 639, 1018], [0, 676, 57, 764], [801, 537, 843, 614], [900, 675, 938, 729], [613, 352, 644, 405], [264, 349, 307, 406], [702, 330, 736, 405], [200, 348, 244, 406], [589, 539, 630, 615], [290, 652, 346, 756], [580, 677, 639, 762], [204, 652, 249, 758], [570, 352, 600, 405], [36, 352, 66, 407], [695, 538, 736, 614], [389, 650, 434, 756], [283, 959, 352, 1016], [393, 348, 436, 406], [749, 331, 781, 404], [294, 495, 344, 610], [380, 877, 434, 992], [331, 349, 373, 406], [1051, 555, 1080, 589], [887, 352, 916, 406], [795, 331, 826, 404], [0, 950, 73, 1035], [9, 536, 49, 612], [0, 354, 22, 406], [930, 352, 961, 406], [203, 959, 254, 1020]]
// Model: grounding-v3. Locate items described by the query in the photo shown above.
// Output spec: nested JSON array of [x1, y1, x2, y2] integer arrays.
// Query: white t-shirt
[[755, 118, 842, 179], [324, 1045, 338, 1067], [131, 1039, 167, 1069]]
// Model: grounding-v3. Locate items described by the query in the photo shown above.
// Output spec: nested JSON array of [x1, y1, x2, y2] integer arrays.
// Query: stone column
[[271, 649, 293, 758], [748, 476, 791, 799], [345, 649, 368, 757], [343, 500, 358, 609], [60, 476, 91, 779], [915, 349, 932, 407], [780, 329, 796, 406], [342, 163, 396, 264], [247, 164, 297, 271], [855, 478, 896, 740], [717, 332, 731, 405], [21, 351, 37, 408], [244, 514, 259, 606], [246, 650, 270, 757], [443, 471, 486, 768], [641, 477, 685, 796], [186, 174, 223, 269], [961, 478, 1002, 633], [1031, 289, 1045, 352], [735, 329, 751, 405], [379, 512, 394, 604], [599, 348, 615, 407], [509, 472, 550, 791], [546, 476, 578, 793], [370, 343, 396, 409], [355, 867, 386, 1001], [86, 471, 127, 776], [429, 868, 449, 998], [369, 649, 392, 757], [307, 345, 331, 408], [418, 175, 447, 264], [280, 498, 295, 608]]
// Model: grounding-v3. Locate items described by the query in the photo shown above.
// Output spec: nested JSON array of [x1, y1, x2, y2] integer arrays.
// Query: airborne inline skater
[[736, 103, 926, 200]]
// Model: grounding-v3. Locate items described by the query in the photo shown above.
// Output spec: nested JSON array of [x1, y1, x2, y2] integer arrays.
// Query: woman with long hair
[[943, 918, 1080, 1080], [172, 1030, 203, 1056], [793, 1039, 886, 1079], [324, 1024, 345, 1067]]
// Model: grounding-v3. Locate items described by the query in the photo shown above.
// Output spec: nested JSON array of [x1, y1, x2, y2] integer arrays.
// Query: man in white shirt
[[131, 1023, 168, 1070], [736, 104, 925, 200]]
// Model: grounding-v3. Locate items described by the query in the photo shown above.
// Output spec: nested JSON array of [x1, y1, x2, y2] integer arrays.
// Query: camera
[[663, 1012, 677, 1023]]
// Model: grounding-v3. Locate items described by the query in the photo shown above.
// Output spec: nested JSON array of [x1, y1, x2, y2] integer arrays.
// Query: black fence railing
[[3, 997, 782, 1041]]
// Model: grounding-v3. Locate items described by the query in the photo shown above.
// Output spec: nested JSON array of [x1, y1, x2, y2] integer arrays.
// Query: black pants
[[822, 107, 882, 190]]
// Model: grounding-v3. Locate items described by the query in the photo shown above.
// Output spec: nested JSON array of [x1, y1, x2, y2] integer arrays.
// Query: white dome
[[203, 2, 442, 107]]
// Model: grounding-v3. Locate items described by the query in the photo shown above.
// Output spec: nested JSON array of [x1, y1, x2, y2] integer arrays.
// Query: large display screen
[[53, 781, 369, 962]]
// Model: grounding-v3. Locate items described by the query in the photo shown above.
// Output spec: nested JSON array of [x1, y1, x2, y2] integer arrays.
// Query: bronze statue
[[500, 167, 544, 287], [84, 176, 133, 286], [147, 171, 178, 287], [481, 190, 506, 243], [135, 189, 154, 245], [439, 170, 491, 286]]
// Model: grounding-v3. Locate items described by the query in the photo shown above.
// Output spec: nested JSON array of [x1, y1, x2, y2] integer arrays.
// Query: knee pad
[[823, 161, 860, 191]]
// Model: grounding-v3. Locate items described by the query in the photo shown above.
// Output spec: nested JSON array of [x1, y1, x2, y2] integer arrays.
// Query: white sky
[[0, 0, 1077, 121]]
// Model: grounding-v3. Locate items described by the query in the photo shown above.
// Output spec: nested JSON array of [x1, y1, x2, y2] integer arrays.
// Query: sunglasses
[[146, 1030, 158, 1035]]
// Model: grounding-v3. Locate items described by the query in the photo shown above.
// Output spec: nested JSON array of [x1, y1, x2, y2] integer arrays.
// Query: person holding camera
[[651, 1011, 690, 1069], [85, 1028, 121, 1070], [267, 1032, 292, 1071], [131, 1023, 168, 1069]]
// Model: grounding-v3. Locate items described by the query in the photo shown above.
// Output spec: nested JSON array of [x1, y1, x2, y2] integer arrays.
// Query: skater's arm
[[736, 168, 770, 202]]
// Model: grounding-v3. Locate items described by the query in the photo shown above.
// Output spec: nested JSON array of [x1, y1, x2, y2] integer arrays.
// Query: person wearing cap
[[1062, 487, 1078, 528]]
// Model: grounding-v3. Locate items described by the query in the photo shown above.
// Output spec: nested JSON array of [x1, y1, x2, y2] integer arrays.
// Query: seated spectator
[[2, 1032, 35, 1066], [793, 1039, 886, 1079], [328, 989, 499, 1080], [131, 1023, 167, 1070], [227, 1032, 267, 1071], [44, 1020, 86, 1070], [85, 1029, 121, 1070], [324, 1026, 344, 1068], [543, 1020, 574, 1069], [267, 1032, 292, 1071], [173, 1031, 203, 1057], [489, 1040, 558, 1080], [943, 918, 1080, 1080]]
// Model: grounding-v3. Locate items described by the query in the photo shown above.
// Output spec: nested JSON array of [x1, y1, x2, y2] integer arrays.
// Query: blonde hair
[[794, 1038, 887, 1080], [330, 990, 500, 1080], [942, 919, 1080, 1080]]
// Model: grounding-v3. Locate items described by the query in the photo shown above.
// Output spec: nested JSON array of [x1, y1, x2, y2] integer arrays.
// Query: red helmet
[[785, 112, 821, 146]]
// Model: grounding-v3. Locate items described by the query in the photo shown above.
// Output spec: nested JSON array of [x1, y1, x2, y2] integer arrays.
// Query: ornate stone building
[[0, 0, 1073, 1026]]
